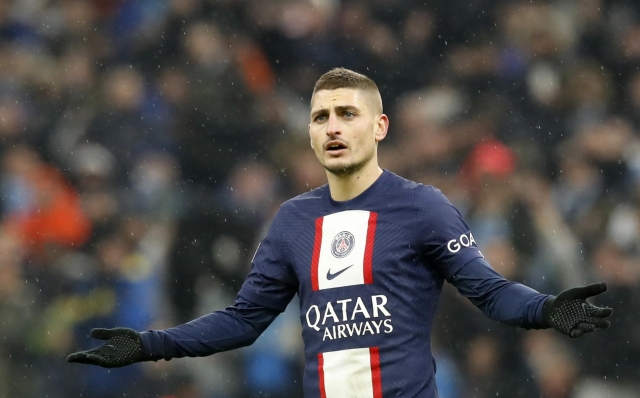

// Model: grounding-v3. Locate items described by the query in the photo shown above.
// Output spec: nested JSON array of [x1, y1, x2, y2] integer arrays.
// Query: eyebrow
[[310, 105, 359, 119]]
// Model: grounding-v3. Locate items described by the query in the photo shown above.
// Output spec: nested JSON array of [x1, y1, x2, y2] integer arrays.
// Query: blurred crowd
[[1, 0, 639, 397]]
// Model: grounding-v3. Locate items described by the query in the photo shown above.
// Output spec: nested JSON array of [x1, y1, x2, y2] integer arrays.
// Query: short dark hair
[[313, 67, 379, 94], [312, 68, 382, 112]]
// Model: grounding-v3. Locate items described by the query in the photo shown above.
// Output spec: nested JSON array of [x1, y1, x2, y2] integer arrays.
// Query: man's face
[[309, 88, 387, 176]]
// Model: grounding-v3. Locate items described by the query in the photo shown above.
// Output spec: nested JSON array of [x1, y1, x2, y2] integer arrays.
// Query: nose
[[326, 112, 340, 136]]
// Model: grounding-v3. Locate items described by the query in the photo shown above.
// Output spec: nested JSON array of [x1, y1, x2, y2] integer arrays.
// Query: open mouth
[[325, 141, 347, 152]]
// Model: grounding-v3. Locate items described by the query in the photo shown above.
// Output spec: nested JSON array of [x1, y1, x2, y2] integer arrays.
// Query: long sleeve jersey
[[140, 170, 549, 397]]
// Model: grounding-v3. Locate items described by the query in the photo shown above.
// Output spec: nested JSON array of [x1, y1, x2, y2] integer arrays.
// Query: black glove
[[67, 328, 144, 368], [542, 282, 613, 338]]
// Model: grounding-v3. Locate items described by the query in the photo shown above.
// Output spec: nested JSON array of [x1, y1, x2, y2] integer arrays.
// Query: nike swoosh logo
[[327, 264, 354, 280]]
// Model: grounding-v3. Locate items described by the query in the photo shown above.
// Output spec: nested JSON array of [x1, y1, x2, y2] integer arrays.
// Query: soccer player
[[68, 68, 612, 397]]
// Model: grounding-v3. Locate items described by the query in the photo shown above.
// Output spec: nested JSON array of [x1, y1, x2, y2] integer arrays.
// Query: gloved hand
[[543, 282, 613, 338], [67, 328, 144, 368]]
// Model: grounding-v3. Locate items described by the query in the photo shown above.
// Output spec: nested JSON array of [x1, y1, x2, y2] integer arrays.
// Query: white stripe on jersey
[[319, 347, 382, 398], [314, 210, 376, 290]]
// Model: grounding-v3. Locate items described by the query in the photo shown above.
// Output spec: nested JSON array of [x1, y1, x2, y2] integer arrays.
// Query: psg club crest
[[331, 231, 355, 258]]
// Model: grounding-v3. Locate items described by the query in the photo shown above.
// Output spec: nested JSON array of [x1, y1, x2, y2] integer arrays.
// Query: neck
[[326, 162, 383, 201]]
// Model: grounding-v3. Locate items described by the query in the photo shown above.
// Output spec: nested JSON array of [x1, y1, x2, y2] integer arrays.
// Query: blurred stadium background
[[0, 0, 638, 397]]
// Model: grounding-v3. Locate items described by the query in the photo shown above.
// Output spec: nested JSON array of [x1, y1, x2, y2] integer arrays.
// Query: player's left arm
[[450, 257, 612, 338], [416, 186, 611, 338]]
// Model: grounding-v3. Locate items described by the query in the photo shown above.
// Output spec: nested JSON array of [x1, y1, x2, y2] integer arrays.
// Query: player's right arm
[[66, 295, 282, 367], [68, 206, 298, 368]]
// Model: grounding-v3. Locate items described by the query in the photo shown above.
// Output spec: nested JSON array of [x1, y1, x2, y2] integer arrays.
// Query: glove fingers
[[91, 327, 139, 341], [567, 319, 609, 339], [67, 350, 104, 366], [578, 322, 596, 332], [560, 282, 607, 301], [570, 328, 584, 338], [66, 351, 88, 363], [589, 306, 613, 318], [90, 328, 116, 340], [585, 316, 610, 329], [570, 323, 596, 339]]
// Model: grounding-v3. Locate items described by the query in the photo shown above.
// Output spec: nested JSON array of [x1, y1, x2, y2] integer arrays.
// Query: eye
[[314, 115, 327, 122], [344, 111, 356, 118]]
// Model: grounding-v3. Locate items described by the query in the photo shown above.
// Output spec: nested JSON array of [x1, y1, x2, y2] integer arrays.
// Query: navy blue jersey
[[238, 170, 485, 397], [141, 170, 548, 397]]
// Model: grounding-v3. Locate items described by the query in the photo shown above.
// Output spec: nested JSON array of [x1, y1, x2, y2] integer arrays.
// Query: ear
[[374, 114, 389, 143]]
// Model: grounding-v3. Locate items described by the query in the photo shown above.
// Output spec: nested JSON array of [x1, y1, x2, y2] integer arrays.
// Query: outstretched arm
[[450, 257, 612, 337], [449, 257, 549, 329], [68, 205, 299, 368], [67, 295, 280, 368]]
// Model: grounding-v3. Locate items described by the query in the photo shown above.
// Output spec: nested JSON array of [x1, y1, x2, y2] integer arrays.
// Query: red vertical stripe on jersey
[[311, 217, 324, 291], [318, 353, 327, 398], [363, 212, 377, 284], [369, 347, 382, 398]]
